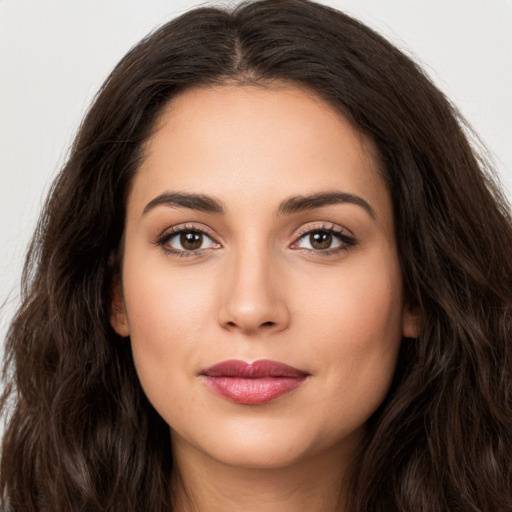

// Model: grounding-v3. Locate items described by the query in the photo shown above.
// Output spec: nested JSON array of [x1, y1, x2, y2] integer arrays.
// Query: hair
[[2, 0, 511, 510]]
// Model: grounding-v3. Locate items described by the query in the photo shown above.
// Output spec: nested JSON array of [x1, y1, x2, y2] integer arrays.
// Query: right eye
[[157, 228, 220, 256]]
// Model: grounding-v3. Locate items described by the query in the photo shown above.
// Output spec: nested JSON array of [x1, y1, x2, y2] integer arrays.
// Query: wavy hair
[[2, 1, 511, 510]]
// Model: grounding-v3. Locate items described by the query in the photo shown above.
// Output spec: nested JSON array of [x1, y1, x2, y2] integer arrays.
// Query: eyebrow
[[277, 191, 376, 219], [143, 192, 224, 215], [142, 190, 375, 219]]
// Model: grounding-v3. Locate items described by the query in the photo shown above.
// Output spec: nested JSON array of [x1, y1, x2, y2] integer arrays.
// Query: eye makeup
[[153, 221, 357, 259], [153, 223, 221, 258], [291, 222, 357, 256]]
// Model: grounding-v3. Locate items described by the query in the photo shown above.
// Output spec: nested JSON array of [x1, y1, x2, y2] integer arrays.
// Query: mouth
[[200, 359, 309, 405]]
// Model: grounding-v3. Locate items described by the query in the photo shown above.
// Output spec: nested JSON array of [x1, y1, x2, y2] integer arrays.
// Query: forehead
[[130, 84, 391, 227]]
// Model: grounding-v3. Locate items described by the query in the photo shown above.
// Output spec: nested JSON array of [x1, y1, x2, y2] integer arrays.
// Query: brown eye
[[309, 231, 332, 250], [292, 227, 354, 253], [163, 229, 219, 253], [180, 232, 203, 250]]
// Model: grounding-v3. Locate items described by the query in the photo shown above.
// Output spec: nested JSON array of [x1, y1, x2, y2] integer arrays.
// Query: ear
[[110, 279, 130, 337], [402, 302, 422, 339]]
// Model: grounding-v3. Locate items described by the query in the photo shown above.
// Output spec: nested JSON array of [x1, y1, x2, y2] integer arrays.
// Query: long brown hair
[[2, 1, 511, 510]]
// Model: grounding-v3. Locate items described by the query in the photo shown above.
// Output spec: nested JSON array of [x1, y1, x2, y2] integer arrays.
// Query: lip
[[200, 359, 309, 405]]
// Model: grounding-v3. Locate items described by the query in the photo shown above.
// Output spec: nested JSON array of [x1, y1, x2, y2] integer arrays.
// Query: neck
[[169, 433, 356, 512]]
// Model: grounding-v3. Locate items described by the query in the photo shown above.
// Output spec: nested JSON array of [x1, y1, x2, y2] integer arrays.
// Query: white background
[[1, 0, 511, 348]]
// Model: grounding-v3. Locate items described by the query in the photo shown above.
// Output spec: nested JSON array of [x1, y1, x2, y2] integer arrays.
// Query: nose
[[217, 248, 290, 335]]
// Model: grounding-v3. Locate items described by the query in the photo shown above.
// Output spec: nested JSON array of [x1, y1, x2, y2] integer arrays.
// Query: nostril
[[261, 321, 275, 328]]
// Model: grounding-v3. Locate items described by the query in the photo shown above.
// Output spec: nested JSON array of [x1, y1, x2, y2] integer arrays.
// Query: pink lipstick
[[201, 359, 309, 405]]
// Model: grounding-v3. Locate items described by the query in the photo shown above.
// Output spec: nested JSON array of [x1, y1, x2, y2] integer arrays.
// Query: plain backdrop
[[1, 0, 511, 351]]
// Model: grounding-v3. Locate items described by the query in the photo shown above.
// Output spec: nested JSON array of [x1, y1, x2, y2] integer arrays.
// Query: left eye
[[294, 230, 345, 251], [166, 231, 219, 252]]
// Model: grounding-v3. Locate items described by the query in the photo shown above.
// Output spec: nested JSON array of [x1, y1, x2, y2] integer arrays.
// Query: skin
[[111, 84, 419, 511]]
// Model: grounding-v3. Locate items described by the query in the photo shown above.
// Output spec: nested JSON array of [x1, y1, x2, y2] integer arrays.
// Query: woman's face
[[112, 84, 418, 470]]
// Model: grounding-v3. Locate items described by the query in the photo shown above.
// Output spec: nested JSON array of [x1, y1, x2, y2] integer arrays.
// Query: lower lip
[[203, 376, 307, 405]]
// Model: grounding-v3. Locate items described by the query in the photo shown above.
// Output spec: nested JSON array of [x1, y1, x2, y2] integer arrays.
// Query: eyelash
[[154, 224, 219, 258], [154, 223, 357, 258], [293, 223, 357, 255]]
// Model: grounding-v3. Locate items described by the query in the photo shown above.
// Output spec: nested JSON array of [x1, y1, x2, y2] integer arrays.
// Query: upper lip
[[201, 359, 309, 378]]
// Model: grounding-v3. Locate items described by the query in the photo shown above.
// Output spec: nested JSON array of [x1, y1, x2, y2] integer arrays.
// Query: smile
[[200, 359, 309, 405]]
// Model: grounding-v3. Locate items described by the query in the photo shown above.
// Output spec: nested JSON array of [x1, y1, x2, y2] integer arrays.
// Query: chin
[[171, 413, 363, 472], [204, 439, 312, 470]]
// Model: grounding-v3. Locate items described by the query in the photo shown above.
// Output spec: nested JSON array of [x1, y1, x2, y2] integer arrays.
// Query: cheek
[[121, 258, 216, 397], [126, 273, 210, 343], [297, 254, 403, 423], [123, 243, 220, 333], [297, 250, 403, 348]]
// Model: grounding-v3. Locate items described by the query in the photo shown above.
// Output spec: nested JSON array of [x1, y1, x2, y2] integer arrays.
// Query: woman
[[1, 0, 511, 510]]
